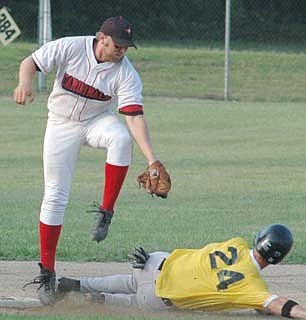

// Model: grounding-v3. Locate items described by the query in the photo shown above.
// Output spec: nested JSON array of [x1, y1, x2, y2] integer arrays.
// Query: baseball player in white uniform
[[14, 16, 169, 305]]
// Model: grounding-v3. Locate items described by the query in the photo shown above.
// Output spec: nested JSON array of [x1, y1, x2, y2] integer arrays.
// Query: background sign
[[0, 7, 21, 46]]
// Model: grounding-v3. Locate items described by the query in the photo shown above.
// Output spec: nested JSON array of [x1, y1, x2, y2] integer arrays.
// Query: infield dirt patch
[[0, 261, 305, 317]]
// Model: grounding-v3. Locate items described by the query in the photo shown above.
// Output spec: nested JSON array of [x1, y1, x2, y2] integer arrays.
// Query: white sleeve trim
[[263, 294, 279, 307], [31, 52, 47, 75], [249, 249, 262, 272]]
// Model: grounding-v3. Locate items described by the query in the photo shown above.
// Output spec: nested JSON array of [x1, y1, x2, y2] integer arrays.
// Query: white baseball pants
[[40, 111, 133, 225], [80, 252, 173, 311]]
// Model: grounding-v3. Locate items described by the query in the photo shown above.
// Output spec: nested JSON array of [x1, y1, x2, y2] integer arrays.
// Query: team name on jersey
[[61, 73, 111, 101]]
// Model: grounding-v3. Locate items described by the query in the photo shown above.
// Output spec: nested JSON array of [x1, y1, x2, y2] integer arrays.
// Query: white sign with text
[[0, 7, 21, 46]]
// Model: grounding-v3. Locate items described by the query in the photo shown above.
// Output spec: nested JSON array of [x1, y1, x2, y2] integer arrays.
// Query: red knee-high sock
[[101, 162, 129, 212], [39, 221, 62, 272]]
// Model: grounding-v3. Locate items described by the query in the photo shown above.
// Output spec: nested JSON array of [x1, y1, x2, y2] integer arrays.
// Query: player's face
[[99, 35, 128, 62]]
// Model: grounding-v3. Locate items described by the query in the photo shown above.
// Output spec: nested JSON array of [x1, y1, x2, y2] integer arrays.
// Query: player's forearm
[[18, 56, 37, 86], [14, 56, 37, 105], [125, 115, 157, 165], [266, 296, 306, 319]]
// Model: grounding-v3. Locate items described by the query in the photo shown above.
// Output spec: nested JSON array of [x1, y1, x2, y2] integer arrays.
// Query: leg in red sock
[[39, 221, 62, 272], [91, 163, 128, 242], [101, 162, 129, 212], [29, 221, 62, 305]]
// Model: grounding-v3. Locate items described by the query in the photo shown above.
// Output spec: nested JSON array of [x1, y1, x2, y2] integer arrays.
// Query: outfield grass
[[2, 41, 306, 102], [1, 95, 306, 264]]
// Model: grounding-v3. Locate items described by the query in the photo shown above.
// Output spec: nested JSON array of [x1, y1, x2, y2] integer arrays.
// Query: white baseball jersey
[[32, 36, 143, 121]]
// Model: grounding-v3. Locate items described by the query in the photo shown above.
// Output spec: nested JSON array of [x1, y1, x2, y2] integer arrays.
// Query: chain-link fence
[[2, 0, 306, 101], [5, 1, 306, 43]]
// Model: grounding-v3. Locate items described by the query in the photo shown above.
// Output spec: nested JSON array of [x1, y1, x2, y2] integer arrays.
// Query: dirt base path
[[1, 261, 305, 316]]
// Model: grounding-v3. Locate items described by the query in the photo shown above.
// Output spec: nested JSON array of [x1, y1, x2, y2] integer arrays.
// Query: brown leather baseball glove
[[137, 160, 171, 198]]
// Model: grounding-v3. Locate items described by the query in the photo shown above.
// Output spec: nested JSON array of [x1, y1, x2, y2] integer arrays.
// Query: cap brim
[[112, 37, 137, 49]]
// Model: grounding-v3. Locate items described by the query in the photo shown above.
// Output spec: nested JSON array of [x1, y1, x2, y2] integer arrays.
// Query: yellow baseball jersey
[[155, 237, 272, 311]]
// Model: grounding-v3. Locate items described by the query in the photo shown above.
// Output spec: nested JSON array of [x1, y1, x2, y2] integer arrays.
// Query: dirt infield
[[1, 261, 305, 317]]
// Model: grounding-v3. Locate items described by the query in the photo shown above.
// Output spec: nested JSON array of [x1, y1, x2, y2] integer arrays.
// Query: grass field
[[2, 41, 306, 102], [1, 95, 306, 263], [2, 95, 306, 320], [1, 41, 306, 319]]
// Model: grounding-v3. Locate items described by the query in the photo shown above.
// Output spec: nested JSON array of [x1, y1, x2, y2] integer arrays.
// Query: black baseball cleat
[[57, 277, 80, 293], [56, 277, 81, 301], [57, 277, 105, 303], [24, 263, 56, 305], [87, 202, 113, 242]]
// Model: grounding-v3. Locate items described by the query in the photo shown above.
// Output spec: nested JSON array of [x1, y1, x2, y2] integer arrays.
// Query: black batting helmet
[[254, 224, 293, 264]]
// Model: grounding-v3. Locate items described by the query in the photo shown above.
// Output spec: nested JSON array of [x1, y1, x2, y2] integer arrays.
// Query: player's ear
[[96, 32, 104, 41]]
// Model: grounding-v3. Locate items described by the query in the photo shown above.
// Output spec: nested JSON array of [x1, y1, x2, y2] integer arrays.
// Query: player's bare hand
[[13, 84, 35, 105]]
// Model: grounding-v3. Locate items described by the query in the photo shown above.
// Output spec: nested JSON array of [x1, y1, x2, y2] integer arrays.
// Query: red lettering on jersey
[[61, 73, 111, 101]]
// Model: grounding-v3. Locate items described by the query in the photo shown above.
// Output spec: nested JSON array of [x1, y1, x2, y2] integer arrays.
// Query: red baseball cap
[[100, 16, 137, 49]]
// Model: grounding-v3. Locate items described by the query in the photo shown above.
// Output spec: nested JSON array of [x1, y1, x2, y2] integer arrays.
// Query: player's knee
[[40, 194, 68, 225], [107, 140, 133, 166], [109, 129, 132, 147], [42, 185, 69, 212], [104, 128, 133, 165]]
